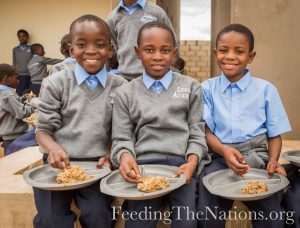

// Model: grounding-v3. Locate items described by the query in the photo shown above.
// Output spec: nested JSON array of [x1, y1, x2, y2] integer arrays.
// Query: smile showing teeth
[[85, 59, 98, 63]]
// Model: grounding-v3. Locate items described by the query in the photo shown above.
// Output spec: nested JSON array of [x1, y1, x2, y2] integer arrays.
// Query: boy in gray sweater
[[33, 15, 127, 228], [106, 0, 177, 80], [0, 64, 33, 155], [13, 29, 32, 96], [28, 43, 62, 94], [111, 21, 208, 227]]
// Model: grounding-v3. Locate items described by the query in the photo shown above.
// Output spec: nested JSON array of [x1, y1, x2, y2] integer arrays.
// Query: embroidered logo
[[141, 13, 157, 23], [172, 87, 190, 99], [109, 91, 116, 104]]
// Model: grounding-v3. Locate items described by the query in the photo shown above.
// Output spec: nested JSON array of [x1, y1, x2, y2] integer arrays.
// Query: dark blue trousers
[[30, 83, 41, 95], [16, 74, 31, 96], [283, 164, 300, 228], [198, 155, 285, 228], [33, 157, 114, 228], [5, 129, 37, 155], [3, 139, 14, 156], [122, 156, 197, 228]]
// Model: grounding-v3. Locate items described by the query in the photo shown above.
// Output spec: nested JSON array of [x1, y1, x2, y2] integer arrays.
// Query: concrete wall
[[0, 0, 111, 65], [229, 0, 300, 139], [179, 40, 210, 82]]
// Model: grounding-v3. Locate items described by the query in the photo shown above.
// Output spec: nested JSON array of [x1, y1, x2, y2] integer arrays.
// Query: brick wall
[[179, 40, 211, 82]]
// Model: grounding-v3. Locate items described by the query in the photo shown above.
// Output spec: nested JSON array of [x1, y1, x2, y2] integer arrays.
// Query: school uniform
[[111, 70, 209, 228], [106, 0, 177, 80], [33, 63, 127, 228], [0, 85, 33, 154], [198, 70, 291, 228], [13, 44, 32, 96], [28, 54, 62, 94]]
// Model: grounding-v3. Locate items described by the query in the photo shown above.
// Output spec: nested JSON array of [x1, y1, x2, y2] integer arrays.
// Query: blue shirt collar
[[118, 0, 146, 11], [75, 63, 107, 88], [143, 69, 173, 90], [220, 69, 252, 92], [0, 85, 13, 91]]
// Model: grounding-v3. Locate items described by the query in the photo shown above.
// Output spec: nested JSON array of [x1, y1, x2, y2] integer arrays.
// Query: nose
[[225, 50, 235, 59], [86, 44, 97, 54], [152, 50, 162, 60]]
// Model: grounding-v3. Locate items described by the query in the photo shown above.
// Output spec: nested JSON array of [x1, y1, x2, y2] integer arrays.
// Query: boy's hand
[[267, 160, 287, 177], [97, 156, 112, 169], [119, 153, 141, 183], [173, 163, 196, 183], [173, 154, 198, 183], [223, 147, 249, 176], [47, 146, 70, 169]]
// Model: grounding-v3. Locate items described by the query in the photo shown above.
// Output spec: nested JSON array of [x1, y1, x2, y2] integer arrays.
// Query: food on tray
[[241, 181, 268, 194], [26, 113, 37, 122], [56, 165, 93, 184], [137, 176, 170, 193]]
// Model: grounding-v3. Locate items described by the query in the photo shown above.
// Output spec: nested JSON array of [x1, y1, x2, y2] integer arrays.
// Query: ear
[[68, 43, 75, 57], [135, 46, 140, 59], [108, 44, 113, 59], [213, 48, 217, 58], [248, 51, 256, 64], [173, 47, 178, 57]]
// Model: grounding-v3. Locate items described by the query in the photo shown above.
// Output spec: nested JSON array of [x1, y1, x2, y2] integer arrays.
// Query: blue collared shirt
[[63, 57, 76, 63], [118, 0, 146, 14], [0, 85, 12, 91], [75, 63, 107, 88], [202, 70, 291, 143], [143, 69, 173, 93]]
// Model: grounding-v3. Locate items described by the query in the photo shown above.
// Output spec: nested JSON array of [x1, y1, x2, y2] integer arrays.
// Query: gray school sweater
[[106, 1, 177, 80], [34, 65, 127, 158], [0, 89, 33, 140], [12, 45, 32, 76], [28, 55, 62, 84], [111, 73, 208, 169]]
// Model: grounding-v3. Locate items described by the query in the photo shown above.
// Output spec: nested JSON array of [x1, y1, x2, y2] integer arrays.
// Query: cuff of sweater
[[185, 143, 207, 165], [112, 149, 136, 167]]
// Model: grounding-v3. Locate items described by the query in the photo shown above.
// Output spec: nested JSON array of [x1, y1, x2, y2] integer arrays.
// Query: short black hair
[[69, 14, 111, 43], [216, 23, 254, 52], [30, 43, 43, 55], [172, 57, 185, 71], [60, 34, 71, 57], [17, 29, 29, 38], [137, 21, 176, 47], [0, 64, 18, 81]]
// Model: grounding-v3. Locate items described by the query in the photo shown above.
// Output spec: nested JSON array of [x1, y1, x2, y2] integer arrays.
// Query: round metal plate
[[282, 150, 300, 167], [100, 164, 186, 200], [203, 168, 289, 201], [23, 162, 111, 191]]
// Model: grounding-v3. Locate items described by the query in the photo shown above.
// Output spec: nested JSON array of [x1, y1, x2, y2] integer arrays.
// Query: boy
[[50, 33, 76, 75], [0, 64, 33, 155], [33, 14, 127, 228], [198, 24, 291, 228], [28, 43, 62, 94], [106, 0, 178, 80], [13, 29, 32, 96], [111, 21, 208, 228]]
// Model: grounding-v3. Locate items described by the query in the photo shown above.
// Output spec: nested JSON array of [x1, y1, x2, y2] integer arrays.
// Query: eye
[[218, 48, 227, 53], [236, 50, 245, 54], [161, 48, 171, 54], [96, 43, 106, 48], [76, 43, 86, 48], [144, 48, 154, 53]]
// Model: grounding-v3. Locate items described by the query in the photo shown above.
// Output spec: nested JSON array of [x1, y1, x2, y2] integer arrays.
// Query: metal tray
[[282, 150, 300, 167], [203, 168, 289, 201], [100, 164, 186, 200], [23, 162, 111, 191]]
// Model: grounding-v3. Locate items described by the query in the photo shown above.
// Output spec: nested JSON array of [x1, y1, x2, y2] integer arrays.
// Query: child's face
[[214, 31, 256, 82], [17, 32, 28, 45], [6, 74, 19, 89], [135, 27, 176, 80], [70, 21, 111, 75], [37, 47, 45, 56]]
